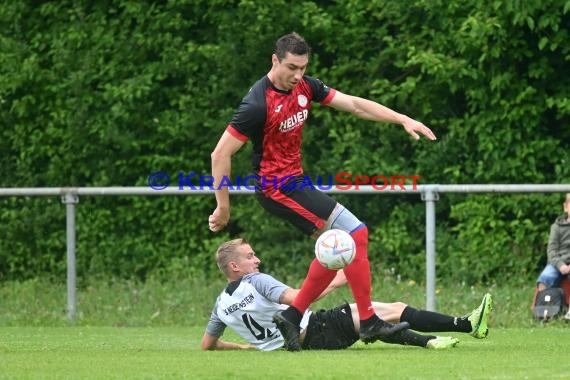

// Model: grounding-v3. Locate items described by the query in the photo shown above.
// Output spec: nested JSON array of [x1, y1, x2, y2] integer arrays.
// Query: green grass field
[[1, 326, 570, 379], [1, 276, 569, 379]]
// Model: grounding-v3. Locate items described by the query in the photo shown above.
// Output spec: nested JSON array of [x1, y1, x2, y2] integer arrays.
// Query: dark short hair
[[274, 32, 311, 61]]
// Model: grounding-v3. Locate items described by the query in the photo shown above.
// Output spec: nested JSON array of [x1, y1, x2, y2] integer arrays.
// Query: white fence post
[[422, 187, 439, 311], [61, 191, 79, 321]]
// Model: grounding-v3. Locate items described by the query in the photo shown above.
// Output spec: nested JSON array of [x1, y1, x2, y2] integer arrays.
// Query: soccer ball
[[315, 229, 356, 270]]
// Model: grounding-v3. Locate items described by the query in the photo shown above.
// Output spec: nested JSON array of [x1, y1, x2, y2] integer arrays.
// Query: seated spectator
[[536, 193, 570, 293]]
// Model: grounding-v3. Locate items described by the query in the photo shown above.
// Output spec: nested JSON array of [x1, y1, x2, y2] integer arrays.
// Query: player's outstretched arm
[[288, 270, 347, 303], [316, 269, 348, 300], [209, 131, 245, 232], [201, 332, 255, 351], [278, 288, 300, 305], [328, 91, 437, 141]]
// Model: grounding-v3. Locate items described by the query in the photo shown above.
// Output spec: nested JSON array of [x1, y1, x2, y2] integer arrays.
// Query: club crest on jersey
[[297, 94, 308, 107], [279, 109, 309, 132]]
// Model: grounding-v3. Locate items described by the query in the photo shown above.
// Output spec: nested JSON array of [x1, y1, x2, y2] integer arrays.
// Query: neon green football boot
[[467, 293, 493, 339], [426, 336, 460, 349]]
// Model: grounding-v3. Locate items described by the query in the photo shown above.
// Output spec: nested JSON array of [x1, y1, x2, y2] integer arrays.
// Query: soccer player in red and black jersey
[[209, 33, 437, 351]]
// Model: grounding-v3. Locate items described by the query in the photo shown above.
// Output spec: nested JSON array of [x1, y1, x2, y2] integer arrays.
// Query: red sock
[[291, 258, 337, 313], [343, 226, 375, 320]]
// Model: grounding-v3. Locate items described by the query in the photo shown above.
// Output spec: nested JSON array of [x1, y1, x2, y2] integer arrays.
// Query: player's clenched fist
[[208, 207, 229, 232]]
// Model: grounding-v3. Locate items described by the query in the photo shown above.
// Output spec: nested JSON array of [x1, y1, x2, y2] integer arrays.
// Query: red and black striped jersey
[[226, 75, 336, 182]]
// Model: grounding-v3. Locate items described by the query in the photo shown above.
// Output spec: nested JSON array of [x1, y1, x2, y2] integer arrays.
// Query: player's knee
[[328, 204, 363, 233], [350, 224, 368, 244], [393, 302, 408, 314]]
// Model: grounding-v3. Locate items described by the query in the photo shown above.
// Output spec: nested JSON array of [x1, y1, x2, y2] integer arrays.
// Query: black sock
[[360, 313, 382, 330], [400, 306, 471, 333], [381, 330, 435, 348], [282, 306, 303, 326]]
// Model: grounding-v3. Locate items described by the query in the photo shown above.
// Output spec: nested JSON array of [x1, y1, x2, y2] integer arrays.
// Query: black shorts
[[255, 175, 337, 235], [301, 303, 359, 350]]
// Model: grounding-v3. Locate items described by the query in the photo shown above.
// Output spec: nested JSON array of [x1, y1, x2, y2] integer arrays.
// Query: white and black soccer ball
[[315, 229, 356, 270]]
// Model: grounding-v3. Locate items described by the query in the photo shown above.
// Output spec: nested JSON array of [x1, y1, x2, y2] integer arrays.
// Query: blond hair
[[216, 238, 248, 277]]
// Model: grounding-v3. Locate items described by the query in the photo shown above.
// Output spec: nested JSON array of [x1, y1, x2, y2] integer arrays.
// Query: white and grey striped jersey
[[205, 272, 311, 351]]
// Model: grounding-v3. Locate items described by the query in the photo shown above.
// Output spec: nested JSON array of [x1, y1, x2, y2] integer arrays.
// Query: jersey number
[[241, 314, 275, 340]]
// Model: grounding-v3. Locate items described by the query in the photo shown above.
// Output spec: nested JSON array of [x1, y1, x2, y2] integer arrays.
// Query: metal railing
[[2, 184, 570, 320]]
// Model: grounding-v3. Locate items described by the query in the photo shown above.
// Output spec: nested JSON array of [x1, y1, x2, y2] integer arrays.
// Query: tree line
[[1, 0, 568, 284]]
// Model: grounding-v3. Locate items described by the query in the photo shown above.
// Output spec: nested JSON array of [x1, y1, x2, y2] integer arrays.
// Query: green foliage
[[1, 0, 569, 282], [441, 194, 555, 282]]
